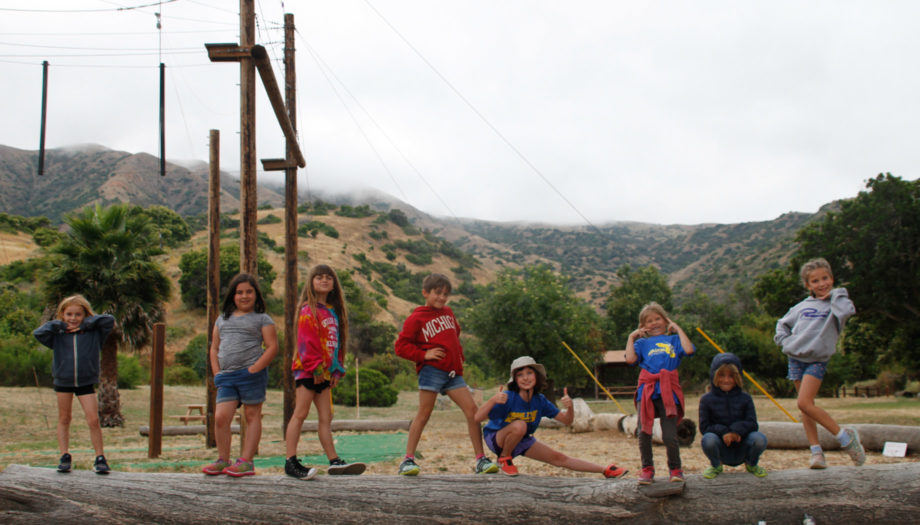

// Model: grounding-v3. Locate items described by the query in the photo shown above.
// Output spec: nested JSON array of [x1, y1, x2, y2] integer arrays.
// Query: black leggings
[[638, 397, 681, 470]]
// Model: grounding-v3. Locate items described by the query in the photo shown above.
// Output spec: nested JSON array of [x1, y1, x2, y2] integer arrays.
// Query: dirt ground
[[0, 386, 917, 478]]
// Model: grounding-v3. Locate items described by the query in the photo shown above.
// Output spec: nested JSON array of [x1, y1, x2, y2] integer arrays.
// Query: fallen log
[[138, 419, 411, 437], [759, 422, 920, 452], [1, 463, 918, 524]]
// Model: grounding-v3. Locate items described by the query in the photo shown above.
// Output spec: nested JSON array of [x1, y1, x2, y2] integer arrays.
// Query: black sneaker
[[285, 456, 318, 480], [328, 457, 366, 475], [93, 455, 110, 474], [57, 453, 72, 473]]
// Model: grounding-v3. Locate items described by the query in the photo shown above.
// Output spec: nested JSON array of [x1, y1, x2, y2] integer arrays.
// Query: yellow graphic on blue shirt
[[505, 410, 538, 423], [648, 342, 676, 359]]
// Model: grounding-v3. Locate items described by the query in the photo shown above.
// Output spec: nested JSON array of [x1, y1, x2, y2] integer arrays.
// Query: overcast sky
[[2, 1, 918, 225]]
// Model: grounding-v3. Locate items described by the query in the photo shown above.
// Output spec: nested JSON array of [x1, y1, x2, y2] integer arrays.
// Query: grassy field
[[1, 386, 917, 478]]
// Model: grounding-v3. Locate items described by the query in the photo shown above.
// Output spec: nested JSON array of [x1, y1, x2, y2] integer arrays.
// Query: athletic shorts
[[296, 376, 331, 393], [54, 384, 95, 396], [215, 368, 268, 405], [483, 429, 536, 458], [787, 358, 828, 381], [417, 365, 467, 395]]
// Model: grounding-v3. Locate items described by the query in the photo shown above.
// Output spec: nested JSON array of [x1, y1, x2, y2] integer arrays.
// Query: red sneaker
[[638, 466, 655, 485], [603, 464, 628, 479], [669, 468, 685, 482], [498, 456, 519, 477]]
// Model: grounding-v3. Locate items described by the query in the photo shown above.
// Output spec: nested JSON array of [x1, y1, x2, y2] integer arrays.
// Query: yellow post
[[695, 327, 798, 423], [561, 341, 629, 413]]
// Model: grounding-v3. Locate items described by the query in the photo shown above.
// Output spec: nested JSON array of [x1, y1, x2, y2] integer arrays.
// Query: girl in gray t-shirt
[[204, 273, 278, 477]]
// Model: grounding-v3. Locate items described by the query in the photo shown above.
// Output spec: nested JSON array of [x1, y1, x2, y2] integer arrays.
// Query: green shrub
[[362, 353, 414, 380], [333, 368, 397, 407], [0, 334, 53, 386], [165, 365, 202, 385], [117, 353, 145, 389], [175, 334, 208, 379]]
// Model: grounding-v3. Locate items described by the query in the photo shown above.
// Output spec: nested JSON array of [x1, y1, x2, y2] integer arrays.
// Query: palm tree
[[44, 204, 172, 427]]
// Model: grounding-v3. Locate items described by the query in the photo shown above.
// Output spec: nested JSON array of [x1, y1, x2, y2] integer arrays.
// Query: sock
[[476, 453, 485, 460], [810, 445, 823, 455], [405, 454, 415, 460], [837, 429, 852, 447]]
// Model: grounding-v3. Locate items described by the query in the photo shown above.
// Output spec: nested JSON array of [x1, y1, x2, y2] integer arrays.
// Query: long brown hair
[[299, 264, 349, 355]]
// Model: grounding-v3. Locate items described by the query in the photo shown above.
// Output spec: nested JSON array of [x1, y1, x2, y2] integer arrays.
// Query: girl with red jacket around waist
[[625, 301, 694, 485]]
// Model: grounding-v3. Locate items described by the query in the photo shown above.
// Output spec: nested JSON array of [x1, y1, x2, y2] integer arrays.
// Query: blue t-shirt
[[483, 390, 560, 436], [632, 334, 691, 401]]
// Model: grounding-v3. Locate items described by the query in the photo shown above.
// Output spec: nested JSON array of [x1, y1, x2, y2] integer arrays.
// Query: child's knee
[[796, 398, 814, 412], [507, 420, 527, 436]]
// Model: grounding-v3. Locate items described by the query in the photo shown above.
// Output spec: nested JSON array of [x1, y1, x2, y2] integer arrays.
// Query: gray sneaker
[[398, 457, 420, 476], [810, 452, 827, 469], [842, 428, 866, 466], [474, 456, 499, 474]]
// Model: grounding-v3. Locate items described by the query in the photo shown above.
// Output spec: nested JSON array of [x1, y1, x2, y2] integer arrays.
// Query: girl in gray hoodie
[[774, 258, 864, 469]]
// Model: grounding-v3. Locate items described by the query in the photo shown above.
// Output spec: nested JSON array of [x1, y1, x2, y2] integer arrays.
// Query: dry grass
[[1, 386, 917, 478]]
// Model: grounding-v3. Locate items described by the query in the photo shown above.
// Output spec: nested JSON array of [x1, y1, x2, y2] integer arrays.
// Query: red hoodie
[[395, 305, 464, 375]]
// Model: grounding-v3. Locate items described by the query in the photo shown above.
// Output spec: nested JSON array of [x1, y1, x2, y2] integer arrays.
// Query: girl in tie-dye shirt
[[283, 264, 365, 478]]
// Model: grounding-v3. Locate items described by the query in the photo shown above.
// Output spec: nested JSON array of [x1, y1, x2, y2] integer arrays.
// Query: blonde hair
[[638, 302, 669, 327], [800, 258, 833, 290], [56, 294, 94, 319], [714, 363, 744, 390]]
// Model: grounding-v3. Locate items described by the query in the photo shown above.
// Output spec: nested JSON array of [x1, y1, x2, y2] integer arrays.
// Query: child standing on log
[[475, 356, 629, 478], [698, 352, 768, 478], [775, 257, 865, 468], [33, 295, 115, 474], [284, 264, 365, 479], [394, 273, 499, 476], [625, 302, 694, 485], [202, 273, 277, 477]]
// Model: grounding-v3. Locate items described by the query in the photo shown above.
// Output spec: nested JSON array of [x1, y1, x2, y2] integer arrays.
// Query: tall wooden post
[[239, 0, 257, 275], [282, 13, 298, 432], [147, 323, 166, 458], [206, 129, 221, 448]]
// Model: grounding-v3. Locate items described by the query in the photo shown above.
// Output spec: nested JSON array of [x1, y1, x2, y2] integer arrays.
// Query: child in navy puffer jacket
[[698, 352, 767, 479]]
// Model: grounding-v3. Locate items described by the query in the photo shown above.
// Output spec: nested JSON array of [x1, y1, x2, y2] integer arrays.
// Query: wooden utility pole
[[206, 129, 220, 448], [239, 0, 257, 275], [281, 13, 298, 431], [147, 323, 166, 458]]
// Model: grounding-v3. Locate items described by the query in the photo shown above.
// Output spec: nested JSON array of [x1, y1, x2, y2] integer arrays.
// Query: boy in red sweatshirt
[[394, 273, 498, 476]]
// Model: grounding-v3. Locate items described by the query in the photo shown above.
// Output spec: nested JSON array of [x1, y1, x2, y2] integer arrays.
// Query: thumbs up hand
[[492, 385, 508, 405], [561, 387, 573, 410]]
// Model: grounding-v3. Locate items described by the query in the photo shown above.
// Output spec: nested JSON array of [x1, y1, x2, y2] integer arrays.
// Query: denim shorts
[[787, 358, 828, 381], [483, 429, 536, 458], [417, 365, 467, 394], [215, 368, 268, 405]]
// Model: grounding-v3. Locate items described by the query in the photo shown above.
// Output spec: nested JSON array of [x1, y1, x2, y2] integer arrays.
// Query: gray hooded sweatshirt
[[774, 288, 855, 363]]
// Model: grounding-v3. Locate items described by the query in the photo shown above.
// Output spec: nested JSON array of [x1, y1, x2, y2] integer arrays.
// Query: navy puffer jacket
[[698, 352, 758, 438]]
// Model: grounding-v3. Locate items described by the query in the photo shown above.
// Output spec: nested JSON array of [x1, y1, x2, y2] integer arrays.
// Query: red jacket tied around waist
[[637, 368, 685, 434]]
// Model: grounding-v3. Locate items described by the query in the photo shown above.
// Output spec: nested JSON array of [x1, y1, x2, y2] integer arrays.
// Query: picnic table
[[169, 404, 271, 425]]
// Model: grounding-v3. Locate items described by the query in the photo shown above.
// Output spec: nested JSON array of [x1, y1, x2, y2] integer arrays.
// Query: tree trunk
[[1, 463, 918, 524], [759, 421, 920, 452], [97, 335, 123, 428]]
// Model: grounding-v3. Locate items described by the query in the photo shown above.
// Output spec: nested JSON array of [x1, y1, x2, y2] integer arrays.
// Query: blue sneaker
[[58, 453, 72, 473]]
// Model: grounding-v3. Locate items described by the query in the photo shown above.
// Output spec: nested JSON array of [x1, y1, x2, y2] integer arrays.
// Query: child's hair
[[56, 295, 94, 319], [506, 366, 547, 394], [800, 258, 833, 289], [422, 273, 452, 293], [299, 264, 349, 351], [714, 363, 744, 390], [222, 273, 266, 318], [637, 301, 669, 327]]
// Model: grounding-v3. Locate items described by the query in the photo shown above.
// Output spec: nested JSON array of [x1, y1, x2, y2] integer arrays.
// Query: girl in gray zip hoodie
[[774, 258, 865, 469], [33, 294, 115, 474]]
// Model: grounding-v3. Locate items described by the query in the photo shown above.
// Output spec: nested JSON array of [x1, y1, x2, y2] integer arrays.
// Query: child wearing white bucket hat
[[474, 356, 628, 478]]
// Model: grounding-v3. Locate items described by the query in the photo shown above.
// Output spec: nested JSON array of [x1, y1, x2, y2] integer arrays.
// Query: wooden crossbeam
[[260, 158, 297, 171], [204, 43, 251, 62]]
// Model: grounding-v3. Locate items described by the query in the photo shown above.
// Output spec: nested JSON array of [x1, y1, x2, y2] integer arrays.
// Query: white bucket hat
[[508, 356, 547, 384]]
